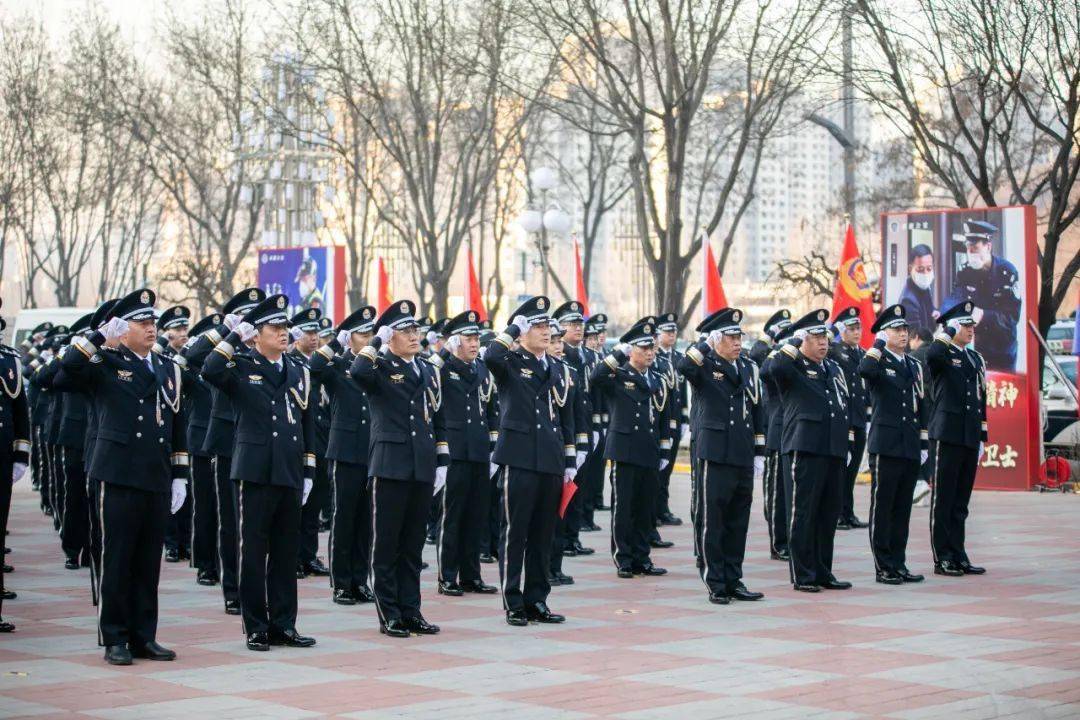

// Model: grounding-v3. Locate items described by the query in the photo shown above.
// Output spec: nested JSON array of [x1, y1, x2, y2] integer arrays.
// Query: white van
[[10, 307, 94, 348]]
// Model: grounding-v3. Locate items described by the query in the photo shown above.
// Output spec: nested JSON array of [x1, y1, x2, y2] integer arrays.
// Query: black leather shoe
[[836, 520, 853, 530], [421, 561, 429, 570], [296, 565, 307, 579], [506, 609, 529, 627], [104, 644, 132, 665], [582, 521, 602, 532], [455, 580, 492, 594], [0, 620, 13, 632], [821, 577, 852, 590], [526, 602, 565, 623], [793, 583, 821, 593], [404, 616, 440, 635], [695, 557, 705, 569], [708, 592, 730, 605], [164, 548, 181, 563], [304, 559, 330, 577], [425, 534, 436, 546], [1, 590, 15, 601], [595, 502, 611, 511], [179, 548, 191, 561], [649, 539, 674, 549], [270, 628, 316, 647], [561, 546, 578, 557], [571, 542, 595, 556], [728, 583, 764, 601], [224, 599, 241, 615], [633, 564, 668, 576], [960, 561, 986, 575], [438, 581, 464, 596], [848, 516, 868, 529], [353, 585, 376, 603], [381, 619, 410, 638], [659, 512, 683, 527], [64, 558, 80, 570], [934, 561, 964, 577], [333, 589, 358, 605], [547, 574, 563, 587], [130, 641, 176, 660], [479, 553, 495, 564], [196, 569, 218, 586], [555, 571, 574, 585], [898, 569, 924, 583], [617, 568, 634, 579], [875, 571, 903, 586], [2, 564, 12, 573], [776, 549, 790, 561], [246, 632, 270, 651]]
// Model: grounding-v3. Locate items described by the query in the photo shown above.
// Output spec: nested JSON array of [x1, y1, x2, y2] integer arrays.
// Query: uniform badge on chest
[[712, 371, 724, 381], [952, 358, 962, 366], [520, 367, 534, 378], [885, 368, 896, 377], [449, 371, 460, 380], [806, 369, 818, 377], [248, 374, 263, 385], [390, 373, 405, 384], [623, 380, 637, 390], [117, 369, 133, 382]]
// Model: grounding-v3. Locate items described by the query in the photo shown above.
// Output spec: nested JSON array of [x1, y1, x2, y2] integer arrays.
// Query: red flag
[[573, 237, 589, 316], [702, 233, 727, 315], [558, 480, 577, 519], [831, 223, 875, 349], [465, 248, 487, 321], [376, 257, 391, 313]]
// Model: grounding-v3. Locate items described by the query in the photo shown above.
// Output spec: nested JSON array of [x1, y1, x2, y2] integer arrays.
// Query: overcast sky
[[3, 0, 169, 52]]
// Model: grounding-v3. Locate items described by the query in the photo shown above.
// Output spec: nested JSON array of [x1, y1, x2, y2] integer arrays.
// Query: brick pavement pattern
[[1, 478, 1079, 719]]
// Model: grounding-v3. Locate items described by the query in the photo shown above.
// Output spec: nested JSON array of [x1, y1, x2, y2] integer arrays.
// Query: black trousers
[[370, 476, 430, 622], [427, 488, 442, 540], [655, 434, 679, 521], [479, 466, 502, 556], [165, 479, 192, 555], [238, 481, 301, 635], [438, 460, 489, 585], [869, 454, 918, 574], [499, 467, 561, 612], [213, 455, 240, 603], [0, 455, 10, 616], [299, 457, 330, 565], [698, 460, 753, 594], [88, 477, 103, 606], [33, 425, 48, 510], [60, 447, 89, 563], [582, 433, 607, 517], [610, 461, 657, 570], [763, 450, 789, 555], [784, 451, 843, 586], [689, 439, 701, 562], [329, 460, 371, 592], [840, 426, 866, 521], [49, 443, 62, 531], [97, 481, 168, 647], [930, 441, 978, 565], [190, 455, 219, 574]]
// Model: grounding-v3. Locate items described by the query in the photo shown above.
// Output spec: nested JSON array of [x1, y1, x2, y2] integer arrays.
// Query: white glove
[[489, 462, 501, 479], [680, 424, 690, 443], [846, 451, 852, 465], [563, 468, 577, 484], [434, 466, 447, 494], [289, 326, 304, 341], [659, 458, 669, 471], [592, 431, 599, 447], [12, 462, 27, 484], [753, 455, 765, 482], [170, 479, 187, 514], [576, 451, 587, 469], [223, 313, 243, 330], [426, 331, 439, 346], [793, 328, 808, 341], [102, 317, 129, 340], [512, 315, 531, 335], [40, 349, 54, 363], [977, 442, 984, 462], [302, 477, 313, 505], [376, 325, 393, 344], [336, 329, 350, 347], [865, 421, 871, 434], [445, 334, 461, 353], [971, 307, 984, 324], [920, 449, 929, 465], [875, 330, 889, 343], [236, 321, 257, 343], [614, 342, 631, 355]]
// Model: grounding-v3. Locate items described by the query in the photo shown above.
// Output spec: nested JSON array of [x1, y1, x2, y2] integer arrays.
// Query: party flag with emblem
[[831, 223, 875, 349]]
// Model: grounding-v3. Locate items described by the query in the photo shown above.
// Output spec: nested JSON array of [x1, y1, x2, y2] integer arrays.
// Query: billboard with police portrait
[[881, 206, 1039, 491], [256, 246, 346, 326]]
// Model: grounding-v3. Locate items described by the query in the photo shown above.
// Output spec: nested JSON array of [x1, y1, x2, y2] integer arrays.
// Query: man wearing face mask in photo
[[898, 244, 937, 336], [947, 220, 1020, 371]]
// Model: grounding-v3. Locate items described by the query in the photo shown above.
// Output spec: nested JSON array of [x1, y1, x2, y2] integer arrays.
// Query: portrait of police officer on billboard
[[945, 219, 1021, 371]]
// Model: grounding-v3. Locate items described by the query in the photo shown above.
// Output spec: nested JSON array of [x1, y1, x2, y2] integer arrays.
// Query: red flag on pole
[[465, 248, 487, 321], [702, 233, 727, 315], [573, 237, 590, 316], [831, 223, 875, 349], [376, 257, 391, 313]]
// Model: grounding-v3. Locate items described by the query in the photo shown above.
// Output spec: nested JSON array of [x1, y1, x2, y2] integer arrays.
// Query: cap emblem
[[277, 296, 286, 309], [249, 289, 258, 301], [140, 291, 150, 304]]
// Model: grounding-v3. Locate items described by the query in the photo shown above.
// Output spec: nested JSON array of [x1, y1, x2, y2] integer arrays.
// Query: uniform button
[[412, 431, 417, 436], [409, 415, 414, 420], [537, 424, 541, 429], [159, 438, 163, 443], [293, 436, 297, 441], [135, 432, 142, 438], [272, 415, 277, 421], [137, 416, 143, 421], [273, 431, 278, 437], [633, 425, 638, 430], [138, 399, 144, 404], [362, 420, 366, 424], [467, 419, 471, 423]]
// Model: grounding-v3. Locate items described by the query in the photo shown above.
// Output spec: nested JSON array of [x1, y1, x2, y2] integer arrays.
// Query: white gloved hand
[[236, 322, 257, 343], [512, 315, 531, 335], [170, 479, 187, 514], [846, 451, 852, 465], [563, 468, 577, 484], [680, 424, 690, 443], [865, 421, 871, 434], [793, 328, 808, 341], [12, 462, 27, 484], [592, 431, 599, 447], [660, 458, 669, 471], [426, 331, 439, 346], [336, 329, 350, 347], [707, 330, 723, 346], [289, 326, 304, 341], [614, 343, 631, 355], [434, 465, 447, 494], [302, 477, 313, 505], [920, 449, 929, 465], [445, 334, 461, 353], [753, 455, 765, 482], [40, 349, 54, 363], [971, 307, 984, 324], [223, 313, 242, 330], [102, 317, 129, 340], [576, 450, 587, 469], [376, 325, 393, 344], [977, 442, 984, 462], [489, 462, 501, 479], [875, 330, 889, 343]]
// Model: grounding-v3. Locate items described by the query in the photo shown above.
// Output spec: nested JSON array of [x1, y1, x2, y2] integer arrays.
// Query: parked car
[[1046, 320, 1075, 355], [1042, 354, 1079, 455], [11, 307, 93, 348]]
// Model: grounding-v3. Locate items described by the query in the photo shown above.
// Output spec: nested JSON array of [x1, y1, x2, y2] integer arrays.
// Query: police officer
[[428, 310, 500, 596], [679, 308, 765, 604], [349, 300, 446, 638], [762, 309, 853, 593], [28, 325, 67, 529], [316, 315, 335, 530], [581, 313, 610, 521], [62, 289, 189, 665], [829, 306, 869, 530], [288, 307, 332, 578], [748, 309, 792, 561], [202, 293, 318, 652], [592, 316, 673, 579], [23, 322, 52, 514], [926, 300, 987, 577], [487, 296, 574, 626], [654, 312, 687, 529], [947, 220, 1021, 371], [309, 306, 377, 606], [180, 312, 224, 587], [860, 304, 927, 584], [157, 306, 193, 563], [0, 306, 30, 632]]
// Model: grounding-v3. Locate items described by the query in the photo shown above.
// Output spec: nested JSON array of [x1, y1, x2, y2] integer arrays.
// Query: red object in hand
[[559, 480, 578, 519]]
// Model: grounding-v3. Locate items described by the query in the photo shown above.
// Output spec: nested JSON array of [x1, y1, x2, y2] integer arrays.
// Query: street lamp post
[[517, 167, 571, 297]]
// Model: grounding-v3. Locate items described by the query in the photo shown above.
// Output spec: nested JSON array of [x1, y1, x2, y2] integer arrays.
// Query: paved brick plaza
[[1, 477, 1079, 719]]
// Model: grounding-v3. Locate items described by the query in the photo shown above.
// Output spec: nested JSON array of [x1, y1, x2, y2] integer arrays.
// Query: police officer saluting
[[679, 308, 765, 604], [829, 306, 869, 530], [63, 289, 188, 665], [202, 294, 318, 652], [926, 300, 987, 577], [762, 309, 853, 593], [309, 306, 377, 606], [860, 304, 927, 585], [592, 316, 673, 579], [349, 300, 446, 638]]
